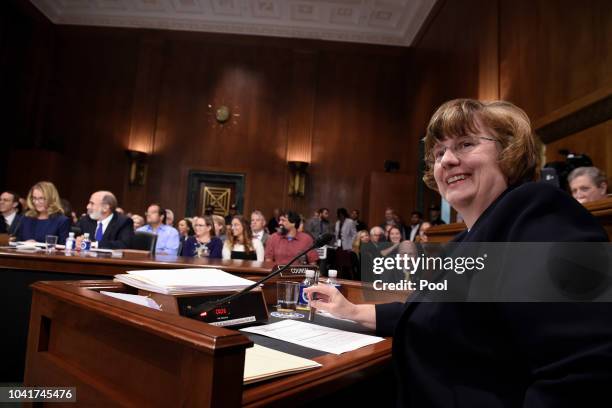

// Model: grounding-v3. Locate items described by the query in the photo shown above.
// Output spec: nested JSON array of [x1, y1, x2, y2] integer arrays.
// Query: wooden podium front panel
[[23, 280, 395, 408], [25, 281, 251, 407]]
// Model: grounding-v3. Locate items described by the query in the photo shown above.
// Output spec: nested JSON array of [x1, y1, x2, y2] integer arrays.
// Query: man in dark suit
[[76, 191, 134, 249], [0, 191, 23, 236]]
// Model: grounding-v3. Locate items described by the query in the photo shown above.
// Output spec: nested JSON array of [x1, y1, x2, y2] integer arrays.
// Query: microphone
[[186, 232, 335, 317]]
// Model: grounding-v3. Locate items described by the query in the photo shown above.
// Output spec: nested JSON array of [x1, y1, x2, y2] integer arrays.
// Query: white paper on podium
[[243, 344, 321, 384], [240, 319, 383, 355], [114, 268, 255, 295], [100, 291, 162, 310]]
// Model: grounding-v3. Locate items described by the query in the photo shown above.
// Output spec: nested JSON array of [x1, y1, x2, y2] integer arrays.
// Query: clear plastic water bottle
[[298, 269, 316, 309], [65, 232, 75, 253], [326, 269, 341, 290], [80, 232, 91, 252]]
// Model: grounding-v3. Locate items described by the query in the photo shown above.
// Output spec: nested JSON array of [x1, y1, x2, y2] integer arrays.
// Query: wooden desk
[[425, 196, 612, 243], [0, 249, 275, 382], [0, 248, 275, 277], [24, 280, 395, 407]]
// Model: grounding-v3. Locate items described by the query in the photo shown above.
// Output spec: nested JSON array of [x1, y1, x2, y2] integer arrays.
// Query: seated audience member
[[75, 191, 134, 249], [267, 208, 281, 235], [369, 226, 385, 244], [17, 181, 70, 244], [416, 221, 432, 243], [212, 214, 227, 242], [182, 216, 222, 258], [165, 209, 175, 226], [137, 203, 180, 254], [407, 211, 423, 241], [429, 204, 446, 225], [250, 210, 269, 245], [131, 214, 145, 231], [568, 166, 609, 204], [265, 210, 319, 265], [350, 209, 368, 232], [381, 225, 403, 257], [177, 218, 194, 245], [223, 215, 264, 261], [0, 190, 23, 236], [224, 203, 238, 225]]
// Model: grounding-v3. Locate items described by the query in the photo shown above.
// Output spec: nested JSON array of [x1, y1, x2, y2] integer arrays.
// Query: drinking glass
[[45, 235, 58, 254], [272, 281, 303, 319]]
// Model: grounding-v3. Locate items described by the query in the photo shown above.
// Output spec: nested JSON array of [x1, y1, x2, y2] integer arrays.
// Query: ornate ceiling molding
[[30, 0, 437, 47]]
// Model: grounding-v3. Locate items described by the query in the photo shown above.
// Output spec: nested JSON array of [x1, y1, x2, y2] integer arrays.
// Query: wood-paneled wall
[[406, 0, 612, 217], [2, 1, 415, 223], [3, 0, 610, 224]]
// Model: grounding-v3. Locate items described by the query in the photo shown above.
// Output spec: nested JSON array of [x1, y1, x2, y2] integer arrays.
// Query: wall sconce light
[[288, 161, 308, 197], [126, 150, 148, 186]]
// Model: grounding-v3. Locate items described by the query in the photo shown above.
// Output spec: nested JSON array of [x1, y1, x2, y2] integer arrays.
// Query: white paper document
[[243, 344, 321, 384], [114, 268, 255, 295], [100, 291, 162, 310], [240, 319, 384, 355]]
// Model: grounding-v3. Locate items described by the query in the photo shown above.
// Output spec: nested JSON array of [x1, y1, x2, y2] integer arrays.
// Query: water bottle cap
[[305, 269, 315, 278], [83, 233, 90, 238], [68, 232, 74, 237], [328, 269, 338, 278]]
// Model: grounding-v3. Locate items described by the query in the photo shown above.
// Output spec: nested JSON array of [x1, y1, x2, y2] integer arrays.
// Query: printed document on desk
[[114, 268, 255, 295], [240, 319, 384, 354]]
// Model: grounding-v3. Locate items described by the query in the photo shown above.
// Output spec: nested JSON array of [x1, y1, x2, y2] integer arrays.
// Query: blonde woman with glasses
[[17, 181, 70, 244]]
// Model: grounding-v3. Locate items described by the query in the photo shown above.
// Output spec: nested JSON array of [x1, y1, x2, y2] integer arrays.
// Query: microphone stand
[[186, 239, 324, 317]]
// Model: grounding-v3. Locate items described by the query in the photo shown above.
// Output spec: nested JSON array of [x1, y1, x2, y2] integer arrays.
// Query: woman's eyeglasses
[[432, 136, 497, 163]]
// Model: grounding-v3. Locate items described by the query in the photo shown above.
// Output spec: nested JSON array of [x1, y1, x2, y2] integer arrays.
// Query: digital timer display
[[214, 308, 229, 316]]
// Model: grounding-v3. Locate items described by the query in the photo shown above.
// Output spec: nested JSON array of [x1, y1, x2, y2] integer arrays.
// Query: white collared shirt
[[92, 213, 114, 248], [4, 211, 16, 227], [253, 230, 264, 240]]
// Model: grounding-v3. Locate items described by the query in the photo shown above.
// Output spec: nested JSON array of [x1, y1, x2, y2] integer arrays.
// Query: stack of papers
[[114, 268, 255, 295], [241, 320, 384, 355], [243, 345, 321, 384], [11, 241, 44, 251], [100, 291, 162, 310]]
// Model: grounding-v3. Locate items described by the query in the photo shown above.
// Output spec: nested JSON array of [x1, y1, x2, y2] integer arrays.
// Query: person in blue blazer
[[306, 99, 611, 407], [17, 181, 70, 245]]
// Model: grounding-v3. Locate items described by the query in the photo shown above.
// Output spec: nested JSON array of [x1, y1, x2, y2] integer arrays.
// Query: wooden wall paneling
[[285, 49, 318, 216], [545, 119, 612, 186], [123, 32, 165, 215], [366, 172, 416, 229], [148, 39, 292, 220], [499, 0, 612, 122], [43, 27, 140, 214], [309, 50, 412, 221]]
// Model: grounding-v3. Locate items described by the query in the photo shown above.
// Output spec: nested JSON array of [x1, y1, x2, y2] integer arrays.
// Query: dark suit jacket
[[376, 182, 611, 407], [1, 213, 24, 236], [76, 212, 134, 249]]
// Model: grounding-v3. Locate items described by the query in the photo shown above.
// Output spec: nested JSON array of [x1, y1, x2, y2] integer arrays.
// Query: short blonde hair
[[26, 181, 64, 217], [423, 99, 540, 191]]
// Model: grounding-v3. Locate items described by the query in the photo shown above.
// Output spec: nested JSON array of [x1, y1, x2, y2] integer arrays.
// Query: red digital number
[[215, 308, 228, 316]]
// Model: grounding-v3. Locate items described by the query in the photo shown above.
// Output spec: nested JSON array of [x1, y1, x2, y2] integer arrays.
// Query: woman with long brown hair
[[222, 215, 264, 261]]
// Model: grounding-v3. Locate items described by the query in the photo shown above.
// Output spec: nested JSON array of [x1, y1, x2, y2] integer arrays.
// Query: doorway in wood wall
[[186, 170, 245, 217]]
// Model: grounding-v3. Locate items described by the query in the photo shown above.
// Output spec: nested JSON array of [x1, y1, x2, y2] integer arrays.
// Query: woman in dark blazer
[[17, 181, 70, 245], [305, 99, 611, 407]]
